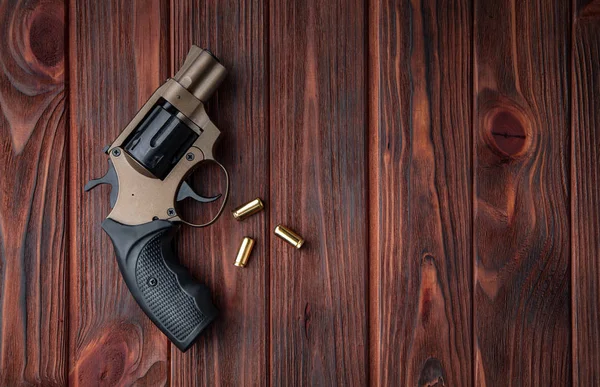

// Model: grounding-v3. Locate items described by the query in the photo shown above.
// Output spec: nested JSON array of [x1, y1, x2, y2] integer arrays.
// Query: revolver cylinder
[[121, 48, 226, 180], [123, 100, 199, 179]]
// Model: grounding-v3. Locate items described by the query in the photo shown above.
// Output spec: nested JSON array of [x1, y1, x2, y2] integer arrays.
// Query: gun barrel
[[174, 47, 227, 102]]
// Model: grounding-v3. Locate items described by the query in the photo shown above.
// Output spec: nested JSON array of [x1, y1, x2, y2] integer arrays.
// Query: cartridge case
[[274, 225, 304, 249], [234, 237, 255, 267], [232, 198, 265, 221]]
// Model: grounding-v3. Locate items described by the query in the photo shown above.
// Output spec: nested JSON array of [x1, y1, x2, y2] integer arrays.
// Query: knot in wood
[[30, 13, 64, 68], [479, 93, 531, 160], [418, 357, 445, 386], [489, 110, 527, 156]]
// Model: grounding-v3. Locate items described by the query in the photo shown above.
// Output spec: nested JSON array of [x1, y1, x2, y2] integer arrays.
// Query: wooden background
[[0, 0, 598, 385]]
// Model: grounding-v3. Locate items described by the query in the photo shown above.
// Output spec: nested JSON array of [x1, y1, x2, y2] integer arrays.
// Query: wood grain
[[370, 0, 473, 385], [0, 0, 68, 385], [572, 1, 600, 384], [68, 0, 170, 385], [169, 0, 269, 385], [269, 0, 368, 385], [2, 0, 599, 385], [473, 0, 571, 385]]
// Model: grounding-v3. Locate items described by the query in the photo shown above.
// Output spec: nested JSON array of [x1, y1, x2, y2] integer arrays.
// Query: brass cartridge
[[274, 225, 304, 249], [232, 198, 265, 221], [234, 237, 255, 267]]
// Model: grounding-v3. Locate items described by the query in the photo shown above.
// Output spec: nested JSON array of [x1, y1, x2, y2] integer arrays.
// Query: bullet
[[274, 225, 304, 249], [232, 198, 265, 221], [234, 237, 255, 267]]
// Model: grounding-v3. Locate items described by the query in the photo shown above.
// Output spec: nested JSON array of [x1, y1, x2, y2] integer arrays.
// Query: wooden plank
[[68, 1, 170, 385], [473, 0, 571, 384], [370, 0, 473, 385], [0, 0, 68, 384], [572, 1, 600, 384], [269, 1, 368, 385], [169, 0, 269, 385]]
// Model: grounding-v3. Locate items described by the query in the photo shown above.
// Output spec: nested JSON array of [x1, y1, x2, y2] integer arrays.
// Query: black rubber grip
[[102, 218, 218, 351]]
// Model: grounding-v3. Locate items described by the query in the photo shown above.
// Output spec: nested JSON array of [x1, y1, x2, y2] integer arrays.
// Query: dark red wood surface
[[1, 0, 599, 385], [370, 0, 472, 385], [572, 0, 600, 385], [0, 0, 68, 385], [269, 0, 368, 385], [473, 0, 572, 385]]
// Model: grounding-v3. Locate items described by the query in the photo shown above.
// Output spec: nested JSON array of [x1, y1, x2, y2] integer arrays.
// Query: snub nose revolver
[[85, 46, 229, 351]]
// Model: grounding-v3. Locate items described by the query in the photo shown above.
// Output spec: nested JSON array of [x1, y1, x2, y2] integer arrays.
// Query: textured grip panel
[[135, 232, 205, 341], [102, 218, 218, 352]]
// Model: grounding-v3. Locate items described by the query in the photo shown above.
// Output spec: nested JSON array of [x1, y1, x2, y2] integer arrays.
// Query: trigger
[[177, 181, 221, 203], [84, 159, 119, 208]]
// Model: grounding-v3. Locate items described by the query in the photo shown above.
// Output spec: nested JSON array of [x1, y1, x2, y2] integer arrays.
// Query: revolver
[[85, 46, 229, 351]]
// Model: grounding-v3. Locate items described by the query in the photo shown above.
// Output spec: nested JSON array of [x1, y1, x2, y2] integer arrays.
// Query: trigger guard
[[177, 159, 229, 228]]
